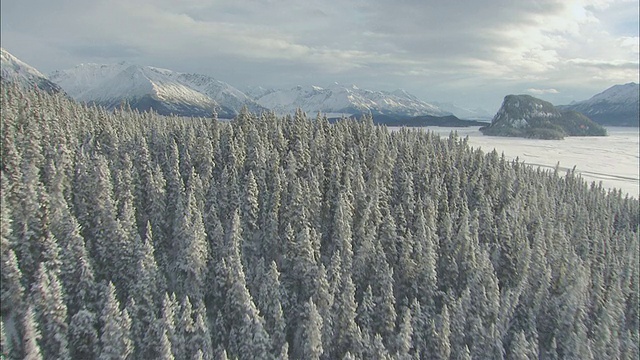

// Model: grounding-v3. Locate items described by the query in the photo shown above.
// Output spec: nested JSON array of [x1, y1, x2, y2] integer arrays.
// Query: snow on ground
[[391, 126, 640, 198]]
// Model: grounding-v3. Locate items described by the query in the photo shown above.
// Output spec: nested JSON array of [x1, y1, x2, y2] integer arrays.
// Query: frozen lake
[[393, 126, 640, 198]]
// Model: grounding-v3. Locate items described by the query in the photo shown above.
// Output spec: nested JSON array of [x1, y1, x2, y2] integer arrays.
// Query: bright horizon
[[1, 0, 638, 112]]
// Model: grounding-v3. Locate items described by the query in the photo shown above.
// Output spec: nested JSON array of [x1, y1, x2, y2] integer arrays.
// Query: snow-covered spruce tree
[[0, 176, 26, 317], [22, 306, 43, 360], [99, 282, 133, 360], [68, 308, 99, 360], [157, 292, 179, 359], [47, 171, 98, 316], [174, 296, 194, 360], [294, 298, 323, 360], [223, 211, 272, 359], [172, 169, 209, 303], [73, 153, 134, 296], [189, 302, 213, 360], [0, 318, 8, 359], [11, 157, 48, 286], [255, 261, 287, 356], [130, 222, 167, 358], [30, 263, 70, 359]]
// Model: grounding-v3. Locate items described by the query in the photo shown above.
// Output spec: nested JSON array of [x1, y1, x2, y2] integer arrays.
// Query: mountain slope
[[253, 84, 450, 117], [480, 94, 606, 139], [50, 63, 265, 118], [430, 101, 492, 120], [558, 83, 639, 126], [1, 48, 64, 94], [171, 72, 265, 116]]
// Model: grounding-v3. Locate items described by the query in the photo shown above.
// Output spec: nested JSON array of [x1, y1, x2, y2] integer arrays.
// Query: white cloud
[[527, 88, 560, 95], [567, 58, 639, 69], [0, 0, 637, 110], [619, 36, 640, 53]]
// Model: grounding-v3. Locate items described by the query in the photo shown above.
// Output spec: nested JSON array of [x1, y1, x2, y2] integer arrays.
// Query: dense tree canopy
[[1, 84, 638, 359]]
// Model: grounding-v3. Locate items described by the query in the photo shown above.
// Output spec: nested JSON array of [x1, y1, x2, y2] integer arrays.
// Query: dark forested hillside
[[1, 84, 638, 360]]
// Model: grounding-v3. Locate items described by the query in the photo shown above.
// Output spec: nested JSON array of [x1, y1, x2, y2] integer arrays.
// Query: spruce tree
[[0, 319, 8, 360], [331, 275, 363, 359], [159, 293, 179, 360], [68, 309, 98, 360], [99, 282, 133, 360], [0, 247, 25, 319], [256, 261, 286, 356], [0, 171, 26, 318], [189, 303, 213, 360], [396, 307, 413, 359], [224, 212, 271, 360], [31, 262, 70, 360], [50, 192, 97, 315], [157, 326, 175, 360], [173, 169, 209, 302], [296, 298, 323, 360], [130, 222, 163, 358], [22, 306, 44, 360]]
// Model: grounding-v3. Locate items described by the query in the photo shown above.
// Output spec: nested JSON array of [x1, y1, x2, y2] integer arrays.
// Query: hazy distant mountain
[[50, 63, 266, 118], [327, 113, 489, 127], [244, 85, 275, 100], [557, 83, 639, 126], [252, 83, 451, 117], [481, 94, 606, 139], [430, 101, 492, 120], [1, 48, 64, 94]]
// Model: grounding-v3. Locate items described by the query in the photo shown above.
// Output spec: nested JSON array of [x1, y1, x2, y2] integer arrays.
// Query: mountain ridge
[[50, 62, 266, 118], [252, 83, 452, 118], [7, 48, 633, 125], [1, 47, 65, 94], [558, 83, 639, 126]]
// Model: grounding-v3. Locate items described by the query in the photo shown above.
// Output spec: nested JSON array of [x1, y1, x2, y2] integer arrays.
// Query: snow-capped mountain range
[[558, 83, 639, 126], [49, 62, 266, 118], [1, 48, 64, 94], [0, 48, 481, 120], [250, 84, 452, 117], [2, 48, 635, 125]]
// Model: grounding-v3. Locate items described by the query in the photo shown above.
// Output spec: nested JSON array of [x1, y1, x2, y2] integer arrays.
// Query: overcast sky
[[1, 0, 638, 111]]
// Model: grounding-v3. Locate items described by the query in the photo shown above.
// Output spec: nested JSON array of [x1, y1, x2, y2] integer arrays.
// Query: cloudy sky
[[1, 0, 638, 111]]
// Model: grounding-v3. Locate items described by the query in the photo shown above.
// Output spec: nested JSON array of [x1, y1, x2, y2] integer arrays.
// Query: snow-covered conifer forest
[[1, 84, 638, 359]]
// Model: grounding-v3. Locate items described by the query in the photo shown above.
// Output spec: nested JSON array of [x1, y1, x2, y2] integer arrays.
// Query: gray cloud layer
[[1, 0, 638, 110]]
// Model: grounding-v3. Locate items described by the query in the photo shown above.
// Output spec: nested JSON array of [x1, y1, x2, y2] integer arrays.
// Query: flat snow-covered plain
[[393, 126, 640, 198]]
